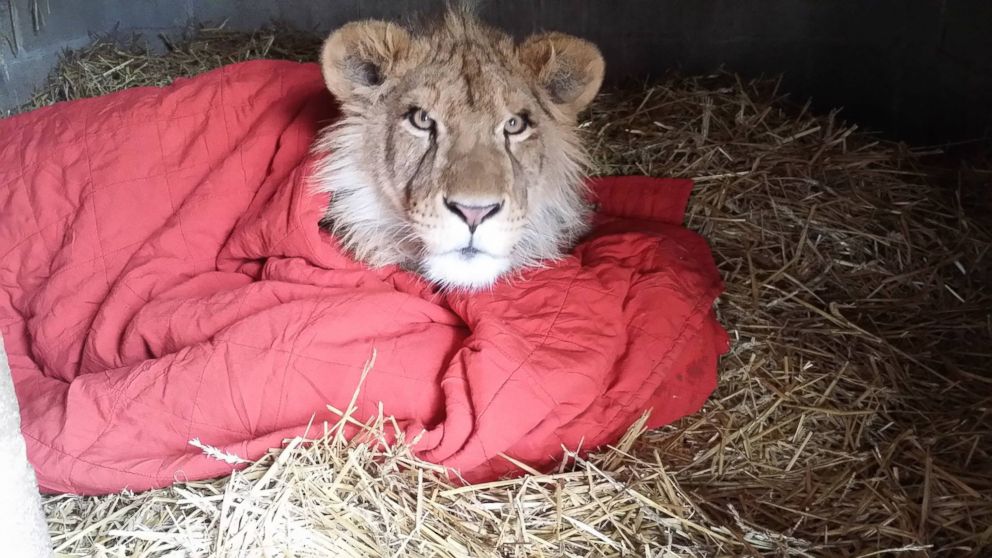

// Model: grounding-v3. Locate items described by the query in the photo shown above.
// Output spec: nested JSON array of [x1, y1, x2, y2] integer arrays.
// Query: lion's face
[[313, 10, 605, 289]]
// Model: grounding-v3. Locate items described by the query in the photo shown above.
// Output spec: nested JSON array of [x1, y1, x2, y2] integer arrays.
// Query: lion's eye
[[408, 108, 435, 131], [504, 114, 529, 135]]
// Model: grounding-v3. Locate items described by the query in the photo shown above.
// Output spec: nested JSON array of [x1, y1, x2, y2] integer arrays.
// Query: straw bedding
[[15, 26, 992, 557]]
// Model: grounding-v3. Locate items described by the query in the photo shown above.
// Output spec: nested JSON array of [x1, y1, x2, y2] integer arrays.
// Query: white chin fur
[[423, 252, 512, 290]]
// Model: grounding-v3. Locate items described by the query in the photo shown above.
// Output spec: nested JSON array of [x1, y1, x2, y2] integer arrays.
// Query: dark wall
[[1, 0, 990, 145], [0, 0, 194, 110], [490, 0, 991, 145]]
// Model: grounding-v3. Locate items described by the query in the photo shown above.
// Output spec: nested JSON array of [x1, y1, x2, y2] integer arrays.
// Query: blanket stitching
[[586, 284, 722, 449], [53, 382, 132, 484], [63, 119, 118, 483], [22, 431, 160, 481], [80, 125, 111, 291], [112, 375, 253, 436], [535, 232, 721, 464], [474, 270, 578, 423], [1, 162, 51, 266], [214, 336, 435, 379], [155, 120, 197, 273], [587, 258, 691, 438], [5, 242, 202, 359], [53, 251, 215, 278], [36, 237, 146, 271], [180, 348, 220, 467], [118, 277, 152, 304], [221, 68, 253, 211], [273, 292, 326, 436], [175, 69, 243, 457], [15, 159, 46, 262], [0, 158, 46, 198]]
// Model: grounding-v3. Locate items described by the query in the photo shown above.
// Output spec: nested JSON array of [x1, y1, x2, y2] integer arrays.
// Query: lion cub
[[313, 9, 605, 289]]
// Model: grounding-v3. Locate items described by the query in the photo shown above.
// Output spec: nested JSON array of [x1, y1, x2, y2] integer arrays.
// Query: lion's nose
[[443, 198, 502, 232]]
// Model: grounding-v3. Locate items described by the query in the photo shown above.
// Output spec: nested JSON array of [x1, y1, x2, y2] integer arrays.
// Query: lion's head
[[313, 9, 605, 289]]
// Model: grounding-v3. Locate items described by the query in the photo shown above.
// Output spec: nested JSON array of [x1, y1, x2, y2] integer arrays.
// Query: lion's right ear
[[320, 20, 411, 103], [518, 32, 605, 119]]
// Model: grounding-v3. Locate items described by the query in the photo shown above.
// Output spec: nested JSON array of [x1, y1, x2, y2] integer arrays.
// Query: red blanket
[[0, 61, 726, 495]]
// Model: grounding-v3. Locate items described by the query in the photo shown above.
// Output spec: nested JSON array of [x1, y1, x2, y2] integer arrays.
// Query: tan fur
[[312, 9, 605, 289]]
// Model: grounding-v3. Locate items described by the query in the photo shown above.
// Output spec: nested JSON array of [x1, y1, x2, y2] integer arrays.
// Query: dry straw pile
[[20, 25, 992, 557]]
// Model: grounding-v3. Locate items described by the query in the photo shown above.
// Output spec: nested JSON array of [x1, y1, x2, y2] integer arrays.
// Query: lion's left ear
[[518, 32, 605, 118]]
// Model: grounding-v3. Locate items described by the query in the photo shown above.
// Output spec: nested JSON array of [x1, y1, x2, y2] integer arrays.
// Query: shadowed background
[[1, 0, 991, 146]]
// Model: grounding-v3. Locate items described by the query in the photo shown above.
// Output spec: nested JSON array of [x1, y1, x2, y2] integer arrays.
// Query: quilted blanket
[[0, 60, 727, 495]]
